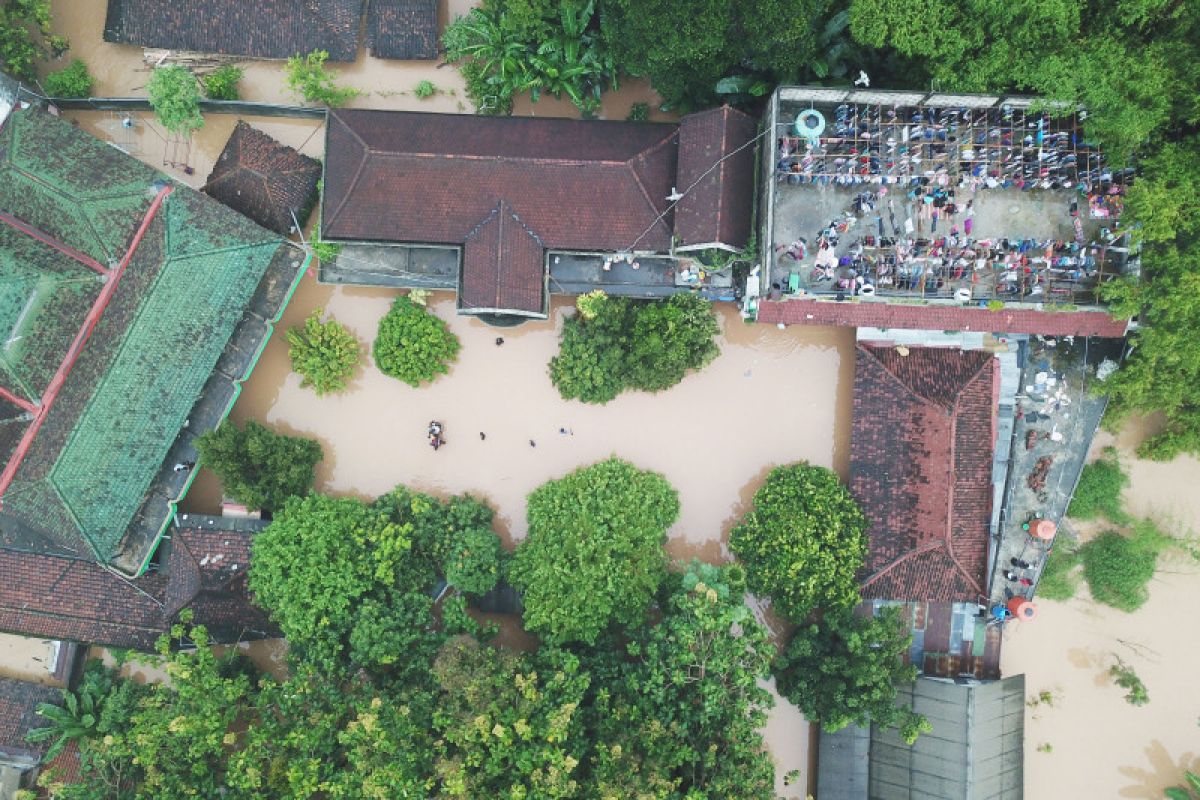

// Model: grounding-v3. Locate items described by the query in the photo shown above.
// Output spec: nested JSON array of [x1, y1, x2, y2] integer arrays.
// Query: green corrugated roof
[[0, 108, 283, 563]]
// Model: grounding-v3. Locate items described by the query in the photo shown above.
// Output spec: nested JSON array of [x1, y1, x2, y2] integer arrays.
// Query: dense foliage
[[284, 50, 359, 107], [1078, 523, 1166, 612], [509, 458, 678, 644], [194, 420, 323, 512], [775, 606, 929, 744], [250, 488, 500, 671], [373, 295, 461, 387], [1068, 447, 1129, 522], [444, 0, 617, 116], [286, 308, 361, 395], [2, 0, 65, 81], [52, 564, 781, 798], [42, 58, 92, 98], [730, 462, 869, 620], [1100, 138, 1200, 461], [550, 292, 720, 404], [201, 65, 242, 100], [585, 562, 778, 798], [146, 65, 204, 135]]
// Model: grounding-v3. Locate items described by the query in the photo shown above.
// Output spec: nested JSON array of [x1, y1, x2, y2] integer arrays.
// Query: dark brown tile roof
[[0, 676, 60, 760], [851, 345, 996, 602], [367, 0, 438, 60], [322, 109, 679, 314], [459, 201, 546, 315], [102, 0, 363, 61], [203, 121, 322, 235], [758, 298, 1130, 338], [675, 106, 758, 250], [0, 523, 277, 651]]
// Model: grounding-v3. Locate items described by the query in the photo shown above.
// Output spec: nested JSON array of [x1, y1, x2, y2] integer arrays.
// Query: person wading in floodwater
[[428, 421, 446, 451]]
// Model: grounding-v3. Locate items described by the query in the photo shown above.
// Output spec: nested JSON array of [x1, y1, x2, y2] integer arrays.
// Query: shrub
[[202, 65, 243, 100], [285, 50, 359, 107], [626, 101, 649, 121], [373, 295, 460, 387], [309, 222, 342, 263], [549, 292, 721, 404], [444, 527, 502, 595], [1069, 447, 1129, 522], [195, 420, 323, 512], [42, 58, 92, 98], [287, 309, 361, 395], [509, 458, 678, 644], [729, 462, 869, 620], [1109, 658, 1149, 706], [1037, 539, 1082, 601], [413, 79, 437, 99], [1079, 526, 1160, 612], [147, 65, 204, 134]]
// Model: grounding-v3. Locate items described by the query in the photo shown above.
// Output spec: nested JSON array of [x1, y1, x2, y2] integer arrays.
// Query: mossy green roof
[[0, 108, 285, 563]]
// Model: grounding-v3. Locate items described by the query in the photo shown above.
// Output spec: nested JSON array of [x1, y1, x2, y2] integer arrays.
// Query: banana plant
[[1165, 771, 1200, 800], [25, 682, 103, 761]]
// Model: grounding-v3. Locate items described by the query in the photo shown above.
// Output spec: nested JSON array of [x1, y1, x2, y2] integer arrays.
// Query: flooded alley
[[185, 279, 853, 563]]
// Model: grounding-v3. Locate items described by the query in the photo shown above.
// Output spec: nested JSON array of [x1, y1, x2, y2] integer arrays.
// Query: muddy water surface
[[0, 632, 63, 685], [187, 280, 852, 561]]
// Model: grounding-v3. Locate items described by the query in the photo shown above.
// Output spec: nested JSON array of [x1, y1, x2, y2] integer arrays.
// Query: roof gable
[[459, 201, 546, 315], [675, 106, 758, 249], [204, 121, 322, 235], [851, 345, 996, 602]]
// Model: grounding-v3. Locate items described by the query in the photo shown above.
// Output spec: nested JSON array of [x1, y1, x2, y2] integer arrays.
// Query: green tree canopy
[[775, 606, 929, 744], [2, 0, 66, 81], [373, 295, 461, 387], [1098, 138, 1200, 461], [509, 458, 679, 644], [146, 65, 204, 135], [194, 420, 322, 512], [550, 292, 721, 404], [586, 562, 778, 799], [432, 637, 591, 798], [729, 462, 869, 620], [286, 308, 361, 395]]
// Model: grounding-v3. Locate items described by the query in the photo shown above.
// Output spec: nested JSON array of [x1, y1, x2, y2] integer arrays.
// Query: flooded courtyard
[[184, 279, 853, 562]]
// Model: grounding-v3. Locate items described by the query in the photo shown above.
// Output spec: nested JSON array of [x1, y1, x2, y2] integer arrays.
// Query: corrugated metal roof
[[819, 675, 1024, 800]]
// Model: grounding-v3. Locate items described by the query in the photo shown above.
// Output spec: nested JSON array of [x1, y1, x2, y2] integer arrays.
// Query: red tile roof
[[203, 121, 322, 235], [0, 523, 277, 650], [103, 0, 362, 61], [675, 106, 758, 250], [851, 345, 996, 602], [0, 676, 60, 760], [322, 110, 680, 314], [758, 298, 1130, 338], [460, 201, 546, 315], [367, 0, 439, 60]]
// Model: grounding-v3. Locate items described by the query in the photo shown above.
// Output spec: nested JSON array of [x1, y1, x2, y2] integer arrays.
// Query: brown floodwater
[[0, 632, 64, 685], [184, 279, 853, 562], [47, 0, 670, 121]]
